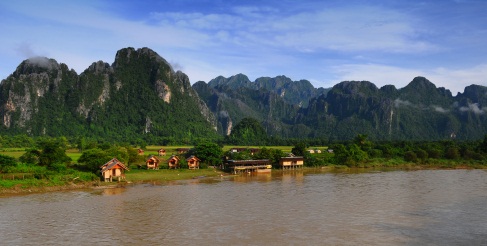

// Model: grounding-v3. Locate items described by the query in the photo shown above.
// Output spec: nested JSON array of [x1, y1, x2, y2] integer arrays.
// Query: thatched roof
[[100, 158, 129, 172]]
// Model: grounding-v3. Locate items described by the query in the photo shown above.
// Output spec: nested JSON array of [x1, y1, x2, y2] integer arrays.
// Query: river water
[[1, 169, 487, 245]]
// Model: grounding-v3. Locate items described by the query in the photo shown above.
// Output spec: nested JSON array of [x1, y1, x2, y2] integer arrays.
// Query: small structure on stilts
[[279, 156, 304, 169], [225, 159, 272, 174], [100, 158, 129, 182]]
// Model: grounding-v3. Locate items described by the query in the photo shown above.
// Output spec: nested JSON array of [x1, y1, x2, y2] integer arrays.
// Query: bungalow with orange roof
[[146, 155, 161, 170], [167, 155, 181, 169], [100, 158, 129, 182], [186, 155, 201, 170], [158, 148, 166, 156]]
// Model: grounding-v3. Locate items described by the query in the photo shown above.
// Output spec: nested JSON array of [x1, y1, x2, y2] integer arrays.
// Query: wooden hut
[[146, 155, 160, 170], [158, 148, 166, 156], [167, 155, 181, 169], [279, 156, 304, 169], [138, 148, 145, 155], [186, 155, 201, 170], [100, 158, 129, 182]]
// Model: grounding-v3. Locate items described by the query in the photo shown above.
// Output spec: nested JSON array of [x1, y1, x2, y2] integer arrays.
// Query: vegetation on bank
[[1, 133, 487, 194]]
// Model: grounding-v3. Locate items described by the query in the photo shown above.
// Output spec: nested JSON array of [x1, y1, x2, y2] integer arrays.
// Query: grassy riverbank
[[125, 168, 226, 183], [0, 168, 227, 196]]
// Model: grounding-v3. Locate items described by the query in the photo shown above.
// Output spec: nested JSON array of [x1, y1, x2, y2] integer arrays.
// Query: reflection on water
[[1, 169, 487, 245], [94, 187, 128, 196]]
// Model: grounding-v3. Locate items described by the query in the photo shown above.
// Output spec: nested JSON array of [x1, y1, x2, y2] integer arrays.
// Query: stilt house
[[100, 158, 129, 182], [167, 155, 180, 169], [146, 155, 161, 170], [186, 155, 201, 169], [158, 148, 166, 156], [279, 156, 304, 169]]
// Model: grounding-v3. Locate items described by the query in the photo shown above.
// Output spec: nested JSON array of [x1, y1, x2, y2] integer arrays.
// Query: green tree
[[0, 154, 17, 172], [194, 141, 223, 166], [354, 134, 371, 151], [20, 139, 71, 170], [332, 144, 350, 165], [37, 139, 71, 168], [77, 136, 86, 152], [291, 142, 308, 157], [445, 147, 460, 160], [404, 151, 418, 162], [78, 148, 112, 172], [478, 135, 487, 154], [348, 144, 368, 163], [105, 146, 130, 164], [415, 149, 428, 161], [255, 147, 285, 165]]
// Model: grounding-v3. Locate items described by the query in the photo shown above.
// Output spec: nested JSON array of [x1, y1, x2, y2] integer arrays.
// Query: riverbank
[[0, 168, 227, 197], [2, 164, 485, 197]]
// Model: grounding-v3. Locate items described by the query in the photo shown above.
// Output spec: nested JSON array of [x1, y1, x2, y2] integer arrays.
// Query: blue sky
[[1, 0, 486, 95]]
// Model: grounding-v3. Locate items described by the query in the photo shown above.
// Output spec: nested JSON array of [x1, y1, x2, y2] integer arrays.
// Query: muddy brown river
[[1, 169, 487, 245]]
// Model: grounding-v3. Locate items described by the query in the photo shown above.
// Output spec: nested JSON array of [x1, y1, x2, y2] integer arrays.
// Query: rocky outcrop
[[0, 47, 218, 140]]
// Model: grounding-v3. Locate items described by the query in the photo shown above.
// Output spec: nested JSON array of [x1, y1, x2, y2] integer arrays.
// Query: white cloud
[[459, 103, 486, 114], [394, 99, 413, 108], [271, 7, 436, 53], [432, 106, 449, 113]]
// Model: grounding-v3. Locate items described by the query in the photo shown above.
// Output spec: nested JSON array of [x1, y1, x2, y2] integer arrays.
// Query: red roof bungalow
[[158, 148, 166, 156], [138, 148, 145, 155], [100, 158, 129, 182], [167, 155, 181, 169], [186, 155, 201, 170], [146, 155, 161, 170]]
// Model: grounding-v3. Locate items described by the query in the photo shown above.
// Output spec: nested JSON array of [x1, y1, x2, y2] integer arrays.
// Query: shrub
[[0, 154, 17, 172], [404, 151, 418, 162]]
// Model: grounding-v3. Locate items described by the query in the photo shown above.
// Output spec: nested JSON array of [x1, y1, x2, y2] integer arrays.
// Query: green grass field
[[0, 148, 26, 159]]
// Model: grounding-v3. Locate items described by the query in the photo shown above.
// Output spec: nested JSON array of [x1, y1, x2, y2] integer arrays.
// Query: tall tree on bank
[[193, 141, 223, 167]]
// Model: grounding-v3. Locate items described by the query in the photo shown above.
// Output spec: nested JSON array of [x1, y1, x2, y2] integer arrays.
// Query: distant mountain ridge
[[195, 75, 486, 141], [1, 47, 486, 143], [207, 73, 328, 107]]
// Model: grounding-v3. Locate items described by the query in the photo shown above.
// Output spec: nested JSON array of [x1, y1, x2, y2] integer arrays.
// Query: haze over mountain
[[1, 47, 486, 143]]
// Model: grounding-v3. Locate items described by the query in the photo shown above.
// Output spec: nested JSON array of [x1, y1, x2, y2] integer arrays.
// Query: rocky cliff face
[[0, 57, 79, 134], [299, 77, 487, 140], [0, 47, 217, 141], [194, 77, 300, 137]]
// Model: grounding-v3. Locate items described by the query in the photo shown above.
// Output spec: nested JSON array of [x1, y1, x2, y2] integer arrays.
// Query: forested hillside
[[1, 47, 486, 144], [0, 48, 218, 144]]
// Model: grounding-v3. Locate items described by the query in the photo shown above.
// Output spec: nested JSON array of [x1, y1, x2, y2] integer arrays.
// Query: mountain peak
[[113, 47, 173, 72], [13, 57, 61, 77], [331, 80, 379, 96]]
